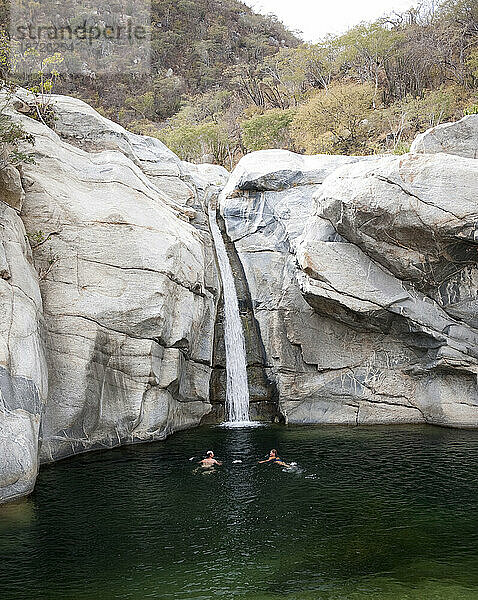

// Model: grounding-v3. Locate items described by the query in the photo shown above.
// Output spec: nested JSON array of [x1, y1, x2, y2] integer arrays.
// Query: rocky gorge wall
[[220, 114, 478, 428], [0, 91, 230, 503], [2, 90, 478, 504]]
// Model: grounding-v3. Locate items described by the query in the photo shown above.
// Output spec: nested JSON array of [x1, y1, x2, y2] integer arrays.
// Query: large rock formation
[[0, 200, 46, 502], [410, 114, 478, 159], [221, 146, 478, 427], [0, 91, 227, 501], [2, 90, 478, 503]]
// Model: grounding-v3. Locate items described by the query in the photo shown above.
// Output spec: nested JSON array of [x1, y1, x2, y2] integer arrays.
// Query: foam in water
[[208, 201, 251, 424], [219, 421, 263, 429]]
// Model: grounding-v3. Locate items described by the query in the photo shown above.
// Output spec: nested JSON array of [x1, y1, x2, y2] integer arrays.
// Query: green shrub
[[0, 106, 35, 171], [159, 121, 233, 166], [392, 143, 411, 155], [290, 83, 376, 155], [464, 104, 478, 115], [241, 108, 296, 152]]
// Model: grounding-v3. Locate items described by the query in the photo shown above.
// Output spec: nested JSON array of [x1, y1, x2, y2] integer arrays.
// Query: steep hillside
[[1, 1, 477, 165], [0, 0, 299, 126]]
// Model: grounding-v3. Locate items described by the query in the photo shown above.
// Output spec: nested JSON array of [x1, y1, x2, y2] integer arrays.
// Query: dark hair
[[206, 451, 214, 457], [270, 449, 277, 456]]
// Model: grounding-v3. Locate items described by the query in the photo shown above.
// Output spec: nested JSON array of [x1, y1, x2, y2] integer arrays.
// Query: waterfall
[[208, 202, 251, 424]]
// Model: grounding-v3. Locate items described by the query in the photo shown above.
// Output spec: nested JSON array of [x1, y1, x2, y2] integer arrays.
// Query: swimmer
[[199, 450, 222, 467], [259, 449, 290, 468]]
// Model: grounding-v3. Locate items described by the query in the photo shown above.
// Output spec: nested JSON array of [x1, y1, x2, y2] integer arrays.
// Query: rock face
[[411, 114, 478, 159], [0, 202, 47, 502], [0, 91, 227, 500], [0, 165, 25, 211], [23, 97, 224, 461], [221, 147, 478, 427]]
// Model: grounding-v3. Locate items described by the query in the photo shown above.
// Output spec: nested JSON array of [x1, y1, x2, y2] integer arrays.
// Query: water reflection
[[0, 497, 34, 529], [0, 498, 35, 555]]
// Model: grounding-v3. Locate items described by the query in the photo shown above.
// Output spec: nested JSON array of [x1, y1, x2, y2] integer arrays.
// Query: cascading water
[[208, 199, 251, 425]]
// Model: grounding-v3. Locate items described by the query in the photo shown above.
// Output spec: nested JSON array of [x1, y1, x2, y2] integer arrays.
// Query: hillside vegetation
[[1, 0, 478, 167], [0, 0, 298, 115], [156, 0, 478, 165]]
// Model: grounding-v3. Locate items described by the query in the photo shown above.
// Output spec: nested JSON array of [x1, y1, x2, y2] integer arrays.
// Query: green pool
[[2, 424, 478, 599]]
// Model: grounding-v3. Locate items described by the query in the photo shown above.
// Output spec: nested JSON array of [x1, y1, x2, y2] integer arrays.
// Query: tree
[[290, 83, 376, 155], [0, 105, 35, 172], [241, 108, 296, 151], [0, 31, 35, 171], [466, 47, 478, 83], [259, 43, 339, 107], [376, 84, 471, 152], [159, 121, 234, 167], [337, 22, 403, 105], [152, 74, 186, 119], [21, 51, 64, 125]]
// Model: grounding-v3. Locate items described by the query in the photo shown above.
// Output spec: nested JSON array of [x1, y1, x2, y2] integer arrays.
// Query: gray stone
[[0, 165, 25, 211], [410, 114, 478, 159], [0, 202, 46, 503], [315, 152, 478, 290], [222, 149, 366, 194], [0, 91, 226, 500], [10, 111, 219, 463], [221, 145, 478, 428]]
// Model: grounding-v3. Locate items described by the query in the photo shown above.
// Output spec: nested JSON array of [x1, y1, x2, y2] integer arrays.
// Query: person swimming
[[259, 449, 290, 468], [199, 450, 222, 468]]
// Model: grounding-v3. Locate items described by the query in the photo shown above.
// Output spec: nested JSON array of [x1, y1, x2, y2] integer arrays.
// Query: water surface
[[2, 424, 478, 599]]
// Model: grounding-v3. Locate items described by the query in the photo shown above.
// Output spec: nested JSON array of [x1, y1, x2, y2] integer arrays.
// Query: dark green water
[[2, 424, 478, 600]]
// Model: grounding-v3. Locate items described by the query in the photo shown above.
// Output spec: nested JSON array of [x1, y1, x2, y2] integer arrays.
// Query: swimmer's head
[[206, 450, 214, 457], [270, 449, 277, 457]]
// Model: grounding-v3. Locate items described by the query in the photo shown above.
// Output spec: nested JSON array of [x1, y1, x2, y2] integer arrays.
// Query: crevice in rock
[[374, 174, 463, 220], [208, 211, 279, 423], [79, 256, 207, 297], [44, 312, 210, 368]]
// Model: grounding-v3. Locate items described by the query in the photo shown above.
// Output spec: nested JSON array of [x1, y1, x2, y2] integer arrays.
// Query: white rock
[[411, 114, 478, 159], [221, 149, 366, 196], [222, 143, 478, 427], [0, 202, 47, 502], [0, 91, 222, 493]]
